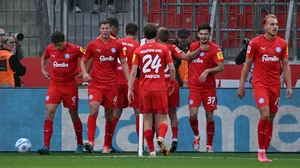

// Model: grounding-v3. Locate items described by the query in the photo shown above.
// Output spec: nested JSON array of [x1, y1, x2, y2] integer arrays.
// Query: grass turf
[[0, 152, 299, 168]]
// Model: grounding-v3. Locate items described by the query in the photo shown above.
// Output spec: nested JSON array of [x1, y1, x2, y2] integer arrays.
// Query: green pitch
[[0, 152, 299, 168]]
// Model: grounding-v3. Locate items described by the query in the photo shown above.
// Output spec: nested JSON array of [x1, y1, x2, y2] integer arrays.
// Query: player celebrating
[[237, 14, 292, 162], [80, 20, 129, 154], [109, 22, 140, 149], [157, 27, 205, 152], [38, 31, 84, 154], [189, 24, 224, 152], [128, 23, 175, 157]]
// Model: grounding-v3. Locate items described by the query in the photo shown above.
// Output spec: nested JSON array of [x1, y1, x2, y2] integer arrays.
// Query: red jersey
[[44, 43, 84, 85], [117, 37, 140, 85], [164, 44, 183, 83], [247, 35, 288, 86], [189, 41, 224, 88], [133, 42, 173, 91], [83, 38, 123, 85]]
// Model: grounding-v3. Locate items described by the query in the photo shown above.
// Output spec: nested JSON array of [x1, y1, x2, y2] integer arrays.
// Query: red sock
[[158, 123, 168, 139], [144, 129, 154, 152], [189, 118, 199, 136], [104, 120, 114, 147], [264, 123, 273, 151], [136, 116, 139, 136], [87, 115, 97, 144], [206, 121, 215, 146], [109, 116, 119, 145], [73, 119, 83, 145], [258, 118, 267, 150], [171, 127, 178, 139], [44, 120, 53, 148]]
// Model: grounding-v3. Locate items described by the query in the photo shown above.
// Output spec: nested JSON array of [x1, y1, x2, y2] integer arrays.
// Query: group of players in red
[[38, 14, 292, 162]]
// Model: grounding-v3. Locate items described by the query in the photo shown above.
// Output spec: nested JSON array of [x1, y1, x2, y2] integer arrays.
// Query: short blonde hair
[[263, 14, 277, 25]]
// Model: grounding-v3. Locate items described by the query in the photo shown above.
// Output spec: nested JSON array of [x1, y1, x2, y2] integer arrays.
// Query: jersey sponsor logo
[[192, 58, 203, 63], [276, 47, 281, 53], [262, 54, 279, 62], [53, 61, 69, 68], [286, 47, 288, 55], [132, 54, 136, 62], [65, 53, 70, 59], [164, 74, 170, 78], [260, 47, 265, 51], [247, 46, 251, 53], [217, 52, 224, 60], [200, 52, 204, 57], [99, 55, 115, 62], [79, 47, 85, 53]]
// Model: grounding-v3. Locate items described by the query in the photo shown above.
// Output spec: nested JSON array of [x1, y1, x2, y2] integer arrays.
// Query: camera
[[1, 32, 24, 41], [242, 38, 250, 46]]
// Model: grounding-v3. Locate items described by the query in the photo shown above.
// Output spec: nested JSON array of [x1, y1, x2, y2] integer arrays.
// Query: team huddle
[[38, 14, 292, 162]]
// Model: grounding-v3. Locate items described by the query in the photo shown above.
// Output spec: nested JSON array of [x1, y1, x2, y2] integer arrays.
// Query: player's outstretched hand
[[237, 86, 245, 99], [286, 88, 292, 99], [128, 89, 134, 104], [199, 71, 208, 83], [42, 70, 51, 79], [83, 73, 91, 82]]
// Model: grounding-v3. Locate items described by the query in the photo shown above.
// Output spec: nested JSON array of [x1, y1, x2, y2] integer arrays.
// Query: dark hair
[[143, 23, 157, 39], [158, 27, 170, 43], [198, 24, 212, 33], [126, 22, 138, 36], [51, 31, 65, 43], [99, 20, 112, 27]]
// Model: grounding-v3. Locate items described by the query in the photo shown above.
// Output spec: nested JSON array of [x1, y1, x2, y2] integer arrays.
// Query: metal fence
[[0, 0, 299, 61]]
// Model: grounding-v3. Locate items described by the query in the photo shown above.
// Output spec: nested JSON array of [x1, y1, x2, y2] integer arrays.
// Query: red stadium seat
[[219, 13, 240, 29], [181, 12, 209, 29], [149, 12, 180, 29]]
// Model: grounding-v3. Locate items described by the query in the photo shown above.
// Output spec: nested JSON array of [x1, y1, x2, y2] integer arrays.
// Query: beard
[[200, 39, 208, 44]]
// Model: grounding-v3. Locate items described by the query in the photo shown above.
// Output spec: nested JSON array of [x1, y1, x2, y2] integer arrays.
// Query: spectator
[[0, 28, 25, 87], [69, 0, 81, 13], [92, 0, 117, 13], [0, 35, 26, 87], [173, 29, 191, 87]]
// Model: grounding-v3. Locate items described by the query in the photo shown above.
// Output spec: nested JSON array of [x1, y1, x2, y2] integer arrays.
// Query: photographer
[[0, 28, 25, 87], [235, 30, 264, 87], [0, 35, 26, 88]]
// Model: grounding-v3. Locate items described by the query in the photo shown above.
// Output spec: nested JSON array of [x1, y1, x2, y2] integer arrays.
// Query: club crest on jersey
[[276, 47, 281, 53], [111, 48, 116, 53], [89, 95, 93, 100], [65, 53, 70, 59], [259, 98, 264, 104], [45, 96, 50, 101], [200, 52, 204, 57]]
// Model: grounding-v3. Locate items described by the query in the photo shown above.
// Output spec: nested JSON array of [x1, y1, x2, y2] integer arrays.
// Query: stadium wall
[[0, 88, 299, 152], [20, 58, 300, 87]]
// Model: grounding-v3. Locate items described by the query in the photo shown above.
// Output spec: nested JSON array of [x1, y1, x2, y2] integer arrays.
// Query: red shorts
[[129, 79, 140, 108], [88, 83, 118, 109], [168, 81, 180, 109], [45, 82, 78, 110], [253, 85, 280, 112], [139, 90, 168, 114], [188, 87, 217, 111], [116, 84, 129, 108]]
